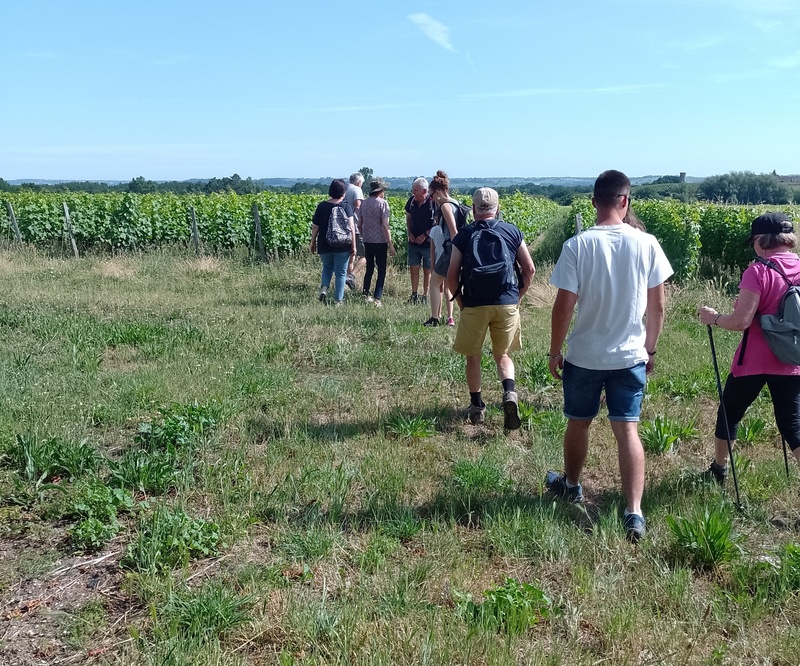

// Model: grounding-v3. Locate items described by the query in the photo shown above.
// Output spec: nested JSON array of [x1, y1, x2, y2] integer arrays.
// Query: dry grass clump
[[97, 258, 136, 280], [183, 256, 224, 278]]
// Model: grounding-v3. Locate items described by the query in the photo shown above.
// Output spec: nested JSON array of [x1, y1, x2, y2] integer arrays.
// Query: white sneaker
[[374, 299, 383, 308]]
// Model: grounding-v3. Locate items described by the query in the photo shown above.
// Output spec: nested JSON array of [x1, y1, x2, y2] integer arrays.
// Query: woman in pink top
[[698, 212, 800, 483]]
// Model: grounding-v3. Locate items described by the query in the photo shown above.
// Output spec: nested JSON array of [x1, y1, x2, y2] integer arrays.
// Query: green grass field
[[0, 248, 798, 665]]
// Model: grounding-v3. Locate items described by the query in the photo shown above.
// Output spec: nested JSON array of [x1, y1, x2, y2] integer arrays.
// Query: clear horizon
[[2, 1, 798, 181]]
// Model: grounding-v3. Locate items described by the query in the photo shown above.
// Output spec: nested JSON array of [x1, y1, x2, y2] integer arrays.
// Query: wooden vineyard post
[[62, 202, 80, 258], [575, 212, 583, 236], [189, 206, 202, 256], [251, 202, 266, 262], [6, 201, 23, 244]]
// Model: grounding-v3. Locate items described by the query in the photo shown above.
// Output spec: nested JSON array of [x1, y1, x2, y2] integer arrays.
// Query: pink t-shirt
[[732, 251, 800, 376]]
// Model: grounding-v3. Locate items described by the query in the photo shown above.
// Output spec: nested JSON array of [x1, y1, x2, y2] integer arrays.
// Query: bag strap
[[756, 256, 793, 286]]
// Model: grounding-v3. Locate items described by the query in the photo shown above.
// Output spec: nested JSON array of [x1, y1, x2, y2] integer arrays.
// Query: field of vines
[[2, 191, 799, 280], [0, 192, 560, 259], [567, 199, 800, 279]]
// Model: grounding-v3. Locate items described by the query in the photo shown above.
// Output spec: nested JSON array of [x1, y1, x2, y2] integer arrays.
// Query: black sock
[[470, 392, 484, 408], [502, 379, 515, 393]]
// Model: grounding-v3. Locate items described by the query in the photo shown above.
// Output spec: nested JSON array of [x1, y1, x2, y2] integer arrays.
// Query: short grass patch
[[1, 250, 799, 664]]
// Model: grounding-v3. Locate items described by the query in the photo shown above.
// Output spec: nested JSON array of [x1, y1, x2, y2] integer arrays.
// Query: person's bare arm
[[698, 288, 760, 331], [515, 243, 535, 301], [441, 203, 457, 239], [447, 246, 464, 309], [549, 288, 577, 380], [645, 283, 666, 373], [406, 211, 415, 243], [383, 208, 396, 257]]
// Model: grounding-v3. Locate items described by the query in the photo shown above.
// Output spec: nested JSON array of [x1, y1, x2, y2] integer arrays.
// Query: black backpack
[[738, 257, 800, 365], [325, 204, 351, 249], [461, 220, 518, 301]]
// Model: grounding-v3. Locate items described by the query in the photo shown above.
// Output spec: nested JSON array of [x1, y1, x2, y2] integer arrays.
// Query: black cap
[[746, 212, 793, 244]]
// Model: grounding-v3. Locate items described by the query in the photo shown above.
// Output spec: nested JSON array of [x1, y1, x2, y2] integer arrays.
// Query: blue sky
[[1, 0, 798, 181]]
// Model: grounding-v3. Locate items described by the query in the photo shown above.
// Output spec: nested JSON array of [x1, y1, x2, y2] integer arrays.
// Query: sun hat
[[369, 179, 389, 195]]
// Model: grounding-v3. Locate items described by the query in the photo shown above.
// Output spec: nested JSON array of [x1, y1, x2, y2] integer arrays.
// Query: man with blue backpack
[[446, 188, 536, 431]]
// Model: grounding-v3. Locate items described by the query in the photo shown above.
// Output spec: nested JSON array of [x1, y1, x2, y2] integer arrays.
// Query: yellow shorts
[[452, 304, 521, 357]]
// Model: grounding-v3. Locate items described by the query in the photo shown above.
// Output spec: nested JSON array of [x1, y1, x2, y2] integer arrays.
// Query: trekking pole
[[781, 436, 790, 481], [707, 325, 742, 507]]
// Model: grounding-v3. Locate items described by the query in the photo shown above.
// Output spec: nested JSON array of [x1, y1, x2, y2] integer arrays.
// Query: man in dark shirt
[[447, 188, 535, 430], [405, 177, 435, 304]]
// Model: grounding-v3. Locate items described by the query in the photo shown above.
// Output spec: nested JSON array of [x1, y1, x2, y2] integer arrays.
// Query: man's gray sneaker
[[502, 390, 521, 430], [468, 403, 486, 425], [318, 287, 327, 304], [545, 471, 584, 503]]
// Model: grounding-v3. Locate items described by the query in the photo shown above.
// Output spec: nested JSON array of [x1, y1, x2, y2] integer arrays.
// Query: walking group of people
[[311, 168, 800, 543], [310, 171, 463, 324]]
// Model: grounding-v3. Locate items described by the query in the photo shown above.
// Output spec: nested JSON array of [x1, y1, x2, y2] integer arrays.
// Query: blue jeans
[[321, 251, 350, 303], [562, 361, 647, 422]]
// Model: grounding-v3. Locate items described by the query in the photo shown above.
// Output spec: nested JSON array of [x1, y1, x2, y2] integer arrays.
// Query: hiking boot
[[702, 460, 728, 486], [420, 295, 428, 305], [545, 471, 584, 503], [502, 390, 521, 430], [408, 293, 419, 304], [423, 317, 439, 327], [468, 403, 486, 425], [624, 512, 647, 542], [345, 273, 356, 290], [446, 317, 455, 327], [318, 286, 328, 304]]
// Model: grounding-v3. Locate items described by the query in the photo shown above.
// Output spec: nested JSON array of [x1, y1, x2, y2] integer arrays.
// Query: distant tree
[[359, 167, 373, 185], [632, 183, 698, 203], [204, 174, 257, 195], [127, 176, 157, 193], [699, 171, 791, 205], [0, 178, 11, 192], [653, 175, 681, 184], [290, 181, 326, 195]]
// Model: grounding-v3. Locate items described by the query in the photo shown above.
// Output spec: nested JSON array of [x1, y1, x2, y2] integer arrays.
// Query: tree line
[[0, 171, 795, 206]]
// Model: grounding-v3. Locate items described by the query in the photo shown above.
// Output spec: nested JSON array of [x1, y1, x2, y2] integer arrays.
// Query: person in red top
[[698, 212, 800, 483]]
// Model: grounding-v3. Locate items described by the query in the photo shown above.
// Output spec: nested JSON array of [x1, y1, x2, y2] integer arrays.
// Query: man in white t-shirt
[[546, 169, 673, 542], [344, 172, 366, 290]]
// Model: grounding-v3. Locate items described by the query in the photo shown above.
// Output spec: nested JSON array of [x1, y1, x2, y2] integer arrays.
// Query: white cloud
[[460, 83, 668, 100], [408, 13, 455, 52], [767, 51, 800, 69], [670, 35, 727, 52]]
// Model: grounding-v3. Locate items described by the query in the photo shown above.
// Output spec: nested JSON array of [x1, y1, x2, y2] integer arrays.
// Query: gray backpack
[[739, 257, 800, 365], [325, 205, 352, 249]]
